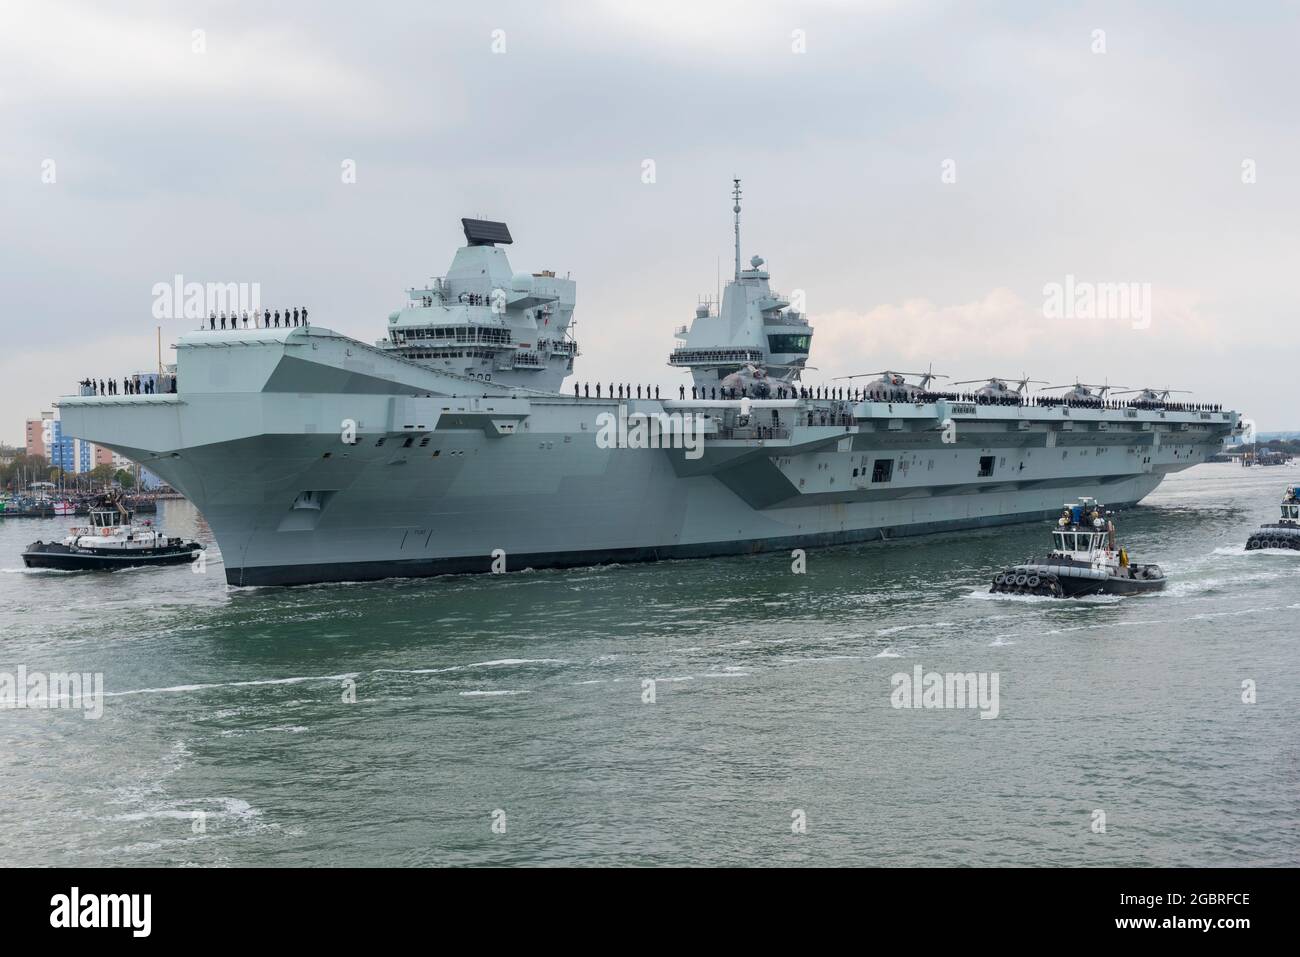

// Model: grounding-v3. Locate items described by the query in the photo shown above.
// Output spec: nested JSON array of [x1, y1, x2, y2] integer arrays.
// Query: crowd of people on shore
[[205, 307, 309, 330]]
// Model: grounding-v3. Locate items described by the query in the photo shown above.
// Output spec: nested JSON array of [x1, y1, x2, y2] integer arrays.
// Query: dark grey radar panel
[[462, 218, 513, 246]]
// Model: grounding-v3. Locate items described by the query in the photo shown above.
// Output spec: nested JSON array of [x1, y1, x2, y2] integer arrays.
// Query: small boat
[[22, 494, 203, 572], [1244, 487, 1300, 550], [990, 498, 1166, 597]]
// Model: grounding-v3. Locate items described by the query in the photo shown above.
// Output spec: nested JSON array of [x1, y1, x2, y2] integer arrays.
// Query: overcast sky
[[3, 0, 1297, 442]]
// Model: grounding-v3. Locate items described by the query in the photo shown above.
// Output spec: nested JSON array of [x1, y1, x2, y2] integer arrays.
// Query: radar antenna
[[732, 177, 742, 282]]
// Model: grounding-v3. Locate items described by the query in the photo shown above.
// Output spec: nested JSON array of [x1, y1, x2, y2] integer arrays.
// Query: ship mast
[[732, 177, 742, 282]]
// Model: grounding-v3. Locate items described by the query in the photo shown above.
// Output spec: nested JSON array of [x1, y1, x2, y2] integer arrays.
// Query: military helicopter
[[1112, 387, 1190, 406], [719, 363, 774, 398], [951, 375, 1047, 399], [834, 365, 948, 399], [1040, 380, 1128, 404]]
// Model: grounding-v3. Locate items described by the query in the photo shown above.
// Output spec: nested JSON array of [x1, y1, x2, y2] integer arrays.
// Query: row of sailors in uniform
[[570, 383, 870, 401], [574, 383, 664, 400], [568, 382, 1228, 410], [207, 307, 309, 330], [79, 376, 173, 396], [1035, 396, 1224, 412]]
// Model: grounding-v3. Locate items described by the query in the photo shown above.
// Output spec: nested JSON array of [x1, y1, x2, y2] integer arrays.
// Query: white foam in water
[[1158, 579, 1223, 598], [105, 673, 361, 698], [464, 658, 567, 668], [966, 588, 1123, 605], [374, 658, 568, 678], [459, 689, 530, 697], [1213, 544, 1300, 557], [111, 796, 261, 823], [877, 621, 952, 636], [874, 648, 903, 658], [218, 725, 308, 737]]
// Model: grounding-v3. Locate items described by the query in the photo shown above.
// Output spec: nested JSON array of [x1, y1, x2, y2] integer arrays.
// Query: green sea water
[[2, 463, 1296, 866]]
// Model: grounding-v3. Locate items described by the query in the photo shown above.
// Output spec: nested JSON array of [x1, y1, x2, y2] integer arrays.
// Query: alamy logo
[[595, 407, 705, 460], [50, 888, 151, 937], [890, 665, 1000, 719], [1042, 274, 1151, 329], [0, 667, 103, 719], [151, 274, 262, 320]]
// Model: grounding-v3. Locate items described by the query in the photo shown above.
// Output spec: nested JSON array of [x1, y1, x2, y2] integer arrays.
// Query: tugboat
[[989, 498, 1166, 597], [22, 493, 203, 571], [1244, 486, 1300, 550]]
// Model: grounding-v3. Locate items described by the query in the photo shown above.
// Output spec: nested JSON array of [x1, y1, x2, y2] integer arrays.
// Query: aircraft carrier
[[58, 183, 1242, 585]]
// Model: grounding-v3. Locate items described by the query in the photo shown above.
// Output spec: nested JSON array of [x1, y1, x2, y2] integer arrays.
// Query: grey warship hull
[[57, 204, 1240, 586], [59, 326, 1234, 586]]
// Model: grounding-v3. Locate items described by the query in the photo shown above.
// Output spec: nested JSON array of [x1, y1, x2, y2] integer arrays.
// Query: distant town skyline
[[3, 0, 1298, 443]]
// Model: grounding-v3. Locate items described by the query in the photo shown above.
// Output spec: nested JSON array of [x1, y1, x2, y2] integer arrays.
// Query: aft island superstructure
[[59, 187, 1242, 585]]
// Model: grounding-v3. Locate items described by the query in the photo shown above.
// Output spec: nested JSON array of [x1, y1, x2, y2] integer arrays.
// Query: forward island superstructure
[[59, 186, 1242, 585]]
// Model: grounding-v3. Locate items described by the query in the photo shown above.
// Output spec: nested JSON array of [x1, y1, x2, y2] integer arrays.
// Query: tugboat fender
[[1015, 563, 1110, 581]]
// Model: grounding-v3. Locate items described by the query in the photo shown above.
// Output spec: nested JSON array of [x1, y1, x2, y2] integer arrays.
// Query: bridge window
[[871, 459, 893, 483], [978, 455, 995, 477], [767, 334, 811, 354]]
